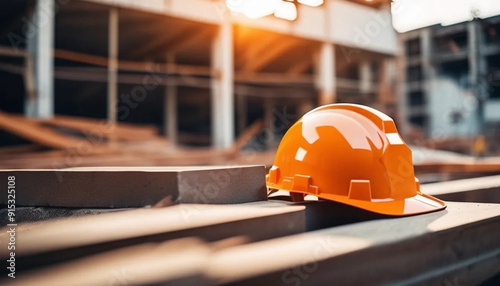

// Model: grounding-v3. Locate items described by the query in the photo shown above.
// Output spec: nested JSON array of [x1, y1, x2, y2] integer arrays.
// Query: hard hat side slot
[[348, 180, 372, 201]]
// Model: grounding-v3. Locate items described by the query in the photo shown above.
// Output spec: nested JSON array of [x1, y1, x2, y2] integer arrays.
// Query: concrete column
[[165, 52, 178, 145], [420, 28, 434, 135], [396, 36, 409, 135], [26, 0, 55, 118], [107, 8, 119, 122], [211, 19, 234, 148], [468, 20, 487, 133], [316, 42, 336, 105]]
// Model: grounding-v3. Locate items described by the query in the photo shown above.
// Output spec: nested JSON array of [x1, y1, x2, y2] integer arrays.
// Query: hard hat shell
[[266, 104, 446, 216]]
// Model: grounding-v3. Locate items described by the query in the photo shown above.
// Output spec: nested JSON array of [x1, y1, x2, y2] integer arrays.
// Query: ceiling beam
[[131, 26, 214, 58], [165, 27, 214, 53], [287, 56, 313, 76], [242, 38, 296, 72], [127, 27, 187, 59], [236, 34, 278, 68]]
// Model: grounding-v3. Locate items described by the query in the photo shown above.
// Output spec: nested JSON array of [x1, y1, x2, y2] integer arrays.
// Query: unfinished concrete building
[[0, 0, 398, 149], [399, 15, 500, 142]]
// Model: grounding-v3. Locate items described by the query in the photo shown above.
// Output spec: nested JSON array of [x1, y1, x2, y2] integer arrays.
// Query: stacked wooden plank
[[0, 168, 499, 285], [0, 112, 264, 169], [0, 112, 93, 150]]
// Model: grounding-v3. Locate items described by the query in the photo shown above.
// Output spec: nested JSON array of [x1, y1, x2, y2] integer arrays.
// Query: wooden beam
[[414, 160, 500, 174], [132, 27, 214, 58], [236, 34, 277, 68], [235, 72, 314, 85], [51, 66, 212, 88], [128, 27, 185, 59], [0, 63, 24, 75], [165, 27, 214, 53], [234, 85, 314, 99], [51, 53, 213, 76], [287, 56, 313, 76], [6, 238, 213, 286], [205, 202, 500, 285], [0, 112, 95, 150], [0, 201, 304, 273], [242, 38, 296, 72], [42, 115, 159, 141], [0, 45, 26, 58], [422, 175, 500, 203]]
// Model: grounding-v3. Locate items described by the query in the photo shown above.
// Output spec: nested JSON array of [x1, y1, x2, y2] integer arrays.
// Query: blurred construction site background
[[0, 0, 499, 182]]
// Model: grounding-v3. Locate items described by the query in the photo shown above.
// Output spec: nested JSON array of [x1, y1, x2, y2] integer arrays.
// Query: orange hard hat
[[266, 104, 446, 216]]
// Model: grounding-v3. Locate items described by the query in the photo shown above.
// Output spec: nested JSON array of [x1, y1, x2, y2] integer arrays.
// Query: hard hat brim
[[282, 190, 447, 216]]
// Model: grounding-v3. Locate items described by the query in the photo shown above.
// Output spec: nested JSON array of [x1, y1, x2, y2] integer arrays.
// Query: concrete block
[[0, 166, 267, 208]]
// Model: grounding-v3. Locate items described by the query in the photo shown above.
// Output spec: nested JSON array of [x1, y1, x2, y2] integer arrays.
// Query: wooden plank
[[42, 115, 160, 141], [0, 111, 95, 149], [422, 175, 500, 203], [0, 166, 267, 207], [0, 45, 27, 58], [205, 202, 500, 285], [53, 49, 213, 76], [415, 161, 500, 174], [2, 238, 213, 286], [0, 201, 305, 274], [0, 207, 125, 225], [0, 145, 41, 155], [235, 72, 314, 85]]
